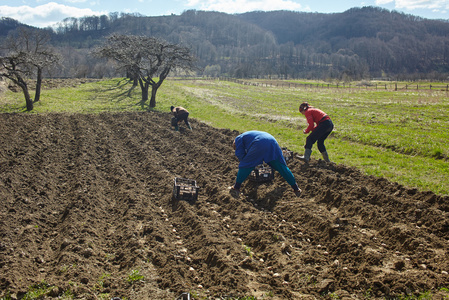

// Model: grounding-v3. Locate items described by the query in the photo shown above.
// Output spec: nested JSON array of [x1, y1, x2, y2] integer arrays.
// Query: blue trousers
[[305, 119, 334, 153], [235, 159, 297, 187]]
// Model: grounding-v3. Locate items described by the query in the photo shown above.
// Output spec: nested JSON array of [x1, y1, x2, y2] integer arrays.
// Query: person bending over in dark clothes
[[170, 106, 192, 131]]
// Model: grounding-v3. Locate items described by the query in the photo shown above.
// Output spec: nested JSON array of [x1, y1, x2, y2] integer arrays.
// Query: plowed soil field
[[0, 112, 448, 300]]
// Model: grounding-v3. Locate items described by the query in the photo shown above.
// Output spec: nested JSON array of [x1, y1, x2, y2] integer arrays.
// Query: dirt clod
[[0, 112, 448, 299]]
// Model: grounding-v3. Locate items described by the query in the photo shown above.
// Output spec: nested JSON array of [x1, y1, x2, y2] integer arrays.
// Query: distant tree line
[[1, 6, 449, 81]]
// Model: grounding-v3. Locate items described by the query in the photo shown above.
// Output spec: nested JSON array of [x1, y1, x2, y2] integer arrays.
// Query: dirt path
[[0, 112, 448, 299]]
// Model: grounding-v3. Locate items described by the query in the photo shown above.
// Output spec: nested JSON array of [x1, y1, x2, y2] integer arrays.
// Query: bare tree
[[0, 53, 34, 110], [0, 27, 61, 110], [94, 34, 197, 108]]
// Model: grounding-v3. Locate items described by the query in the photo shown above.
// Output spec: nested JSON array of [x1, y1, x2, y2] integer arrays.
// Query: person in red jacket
[[298, 102, 334, 163]]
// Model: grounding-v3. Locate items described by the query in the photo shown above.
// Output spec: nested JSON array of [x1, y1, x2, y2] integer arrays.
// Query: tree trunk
[[142, 86, 149, 102], [138, 78, 149, 108], [34, 67, 42, 103], [149, 86, 158, 108], [149, 78, 165, 108], [17, 78, 33, 111], [126, 70, 139, 87]]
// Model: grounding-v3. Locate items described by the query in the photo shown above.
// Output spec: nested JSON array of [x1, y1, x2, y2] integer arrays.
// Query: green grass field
[[1, 78, 448, 195]]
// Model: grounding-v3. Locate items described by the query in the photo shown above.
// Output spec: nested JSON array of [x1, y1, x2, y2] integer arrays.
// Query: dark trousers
[[305, 119, 334, 153], [177, 113, 190, 127]]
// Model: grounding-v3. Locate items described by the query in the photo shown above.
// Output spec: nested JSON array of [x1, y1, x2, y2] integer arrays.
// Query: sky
[[0, 0, 448, 28]]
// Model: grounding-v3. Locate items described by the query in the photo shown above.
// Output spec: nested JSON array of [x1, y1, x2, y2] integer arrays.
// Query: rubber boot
[[298, 148, 312, 164], [229, 187, 240, 198], [174, 125, 179, 131], [188, 124, 192, 130], [321, 151, 330, 162]]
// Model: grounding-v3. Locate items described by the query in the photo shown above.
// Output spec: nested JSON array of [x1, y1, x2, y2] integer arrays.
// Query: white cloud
[[376, 0, 449, 11], [64, 0, 89, 3], [375, 0, 394, 5], [0, 2, 107, 28], [397, 0, 449, 10], [187, 0, 304, 14]]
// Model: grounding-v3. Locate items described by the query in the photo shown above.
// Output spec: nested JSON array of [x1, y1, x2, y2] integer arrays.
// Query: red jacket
[[304, 107, 330, 133]]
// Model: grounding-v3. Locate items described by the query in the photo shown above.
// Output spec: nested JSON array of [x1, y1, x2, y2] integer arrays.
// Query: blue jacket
[[234, 131, 286, 168]]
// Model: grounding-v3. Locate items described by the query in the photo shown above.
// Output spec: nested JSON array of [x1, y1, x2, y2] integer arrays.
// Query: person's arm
[[234, 137, 246, 161], [303, 112, 315, 133], [173, 108, 183, 122]]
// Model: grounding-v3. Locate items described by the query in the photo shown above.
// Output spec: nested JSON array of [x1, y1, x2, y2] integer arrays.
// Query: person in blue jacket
[[230, 130, 302, 198]]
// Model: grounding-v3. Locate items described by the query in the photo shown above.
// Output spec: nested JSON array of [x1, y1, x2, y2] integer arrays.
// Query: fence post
[[395, 83, 397, 91]]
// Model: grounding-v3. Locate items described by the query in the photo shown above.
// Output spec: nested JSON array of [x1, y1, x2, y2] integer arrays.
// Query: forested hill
[[236, 8, 449, 79], [1, 6, 449, 80], [238, 8, 449, 44]]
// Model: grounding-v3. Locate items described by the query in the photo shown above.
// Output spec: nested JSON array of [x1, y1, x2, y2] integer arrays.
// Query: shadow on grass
[[0, 102, 29, 113], [86, 78, 150, 109]]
